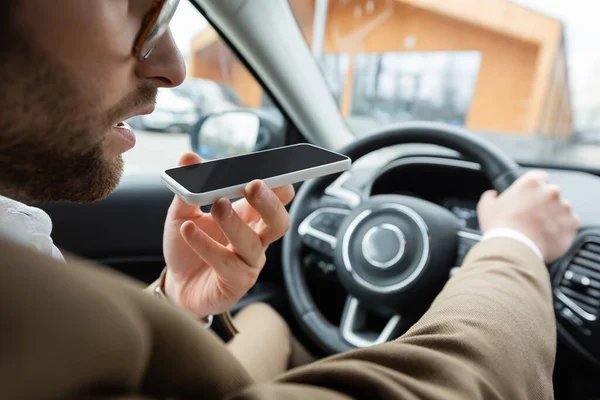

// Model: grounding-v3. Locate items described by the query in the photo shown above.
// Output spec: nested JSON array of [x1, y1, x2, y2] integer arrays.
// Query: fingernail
[[260, 180, 268, 192], [250, 180, 268, 200]]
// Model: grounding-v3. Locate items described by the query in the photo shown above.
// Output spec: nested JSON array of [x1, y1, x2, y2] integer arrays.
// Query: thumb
[[178, 152, 202, 167], [168, 152, 203, 217], [477, 189, 498, 214]]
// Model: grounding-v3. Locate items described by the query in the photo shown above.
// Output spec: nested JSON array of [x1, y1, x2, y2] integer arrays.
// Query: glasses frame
[[132, 0, 174, 61]]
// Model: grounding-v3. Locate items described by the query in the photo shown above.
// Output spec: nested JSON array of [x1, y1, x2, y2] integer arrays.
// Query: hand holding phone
[[160, 143, 351, 206], [161, 152, 297, 319]]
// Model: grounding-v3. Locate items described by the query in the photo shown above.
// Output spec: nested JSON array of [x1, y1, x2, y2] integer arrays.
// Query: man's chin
[[2, 154, 124, 204], [63, 154, 125, 204]]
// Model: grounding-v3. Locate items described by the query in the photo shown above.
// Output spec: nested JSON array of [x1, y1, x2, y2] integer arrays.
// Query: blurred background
[[125, 0, 600, 174]]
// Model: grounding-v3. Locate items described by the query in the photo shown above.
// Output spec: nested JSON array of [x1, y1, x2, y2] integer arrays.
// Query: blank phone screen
[[164, 144, 348, 194]]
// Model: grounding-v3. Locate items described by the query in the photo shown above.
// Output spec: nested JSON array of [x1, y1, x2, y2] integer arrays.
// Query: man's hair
[[1, 1, 17, 52]]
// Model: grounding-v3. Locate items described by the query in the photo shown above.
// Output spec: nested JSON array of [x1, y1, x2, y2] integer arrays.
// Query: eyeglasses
[[132, 0, 181, 61]]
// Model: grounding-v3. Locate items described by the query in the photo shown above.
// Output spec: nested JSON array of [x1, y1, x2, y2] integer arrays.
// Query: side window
[[124, 0, 285, 175]]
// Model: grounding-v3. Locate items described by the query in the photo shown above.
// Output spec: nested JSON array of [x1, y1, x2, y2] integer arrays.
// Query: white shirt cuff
[[481, 228, 543, 260]]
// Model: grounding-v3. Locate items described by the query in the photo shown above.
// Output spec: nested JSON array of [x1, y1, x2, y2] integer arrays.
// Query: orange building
[[189, 0, 573, 137]]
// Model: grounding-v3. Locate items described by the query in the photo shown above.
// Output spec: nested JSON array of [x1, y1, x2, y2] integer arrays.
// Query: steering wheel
[[282, 121, 523, 354]]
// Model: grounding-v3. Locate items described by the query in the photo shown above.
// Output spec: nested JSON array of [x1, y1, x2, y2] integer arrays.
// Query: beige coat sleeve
[[0, 237, 555, 400], [232, 238, 555, 400]]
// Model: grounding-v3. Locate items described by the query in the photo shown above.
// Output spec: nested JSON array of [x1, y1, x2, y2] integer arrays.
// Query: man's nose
[[135, 28, 186, 88]]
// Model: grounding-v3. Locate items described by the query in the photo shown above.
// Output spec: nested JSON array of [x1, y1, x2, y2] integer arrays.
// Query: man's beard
[[0, 133, 124, 204], [0, 32, 155, 204]]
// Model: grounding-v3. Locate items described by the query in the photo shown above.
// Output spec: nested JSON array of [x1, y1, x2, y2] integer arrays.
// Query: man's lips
[[115, 104, 156, 125], [112, 121, 136, 147], [105, 104, 155, 157], [137, 104, 156, 116]]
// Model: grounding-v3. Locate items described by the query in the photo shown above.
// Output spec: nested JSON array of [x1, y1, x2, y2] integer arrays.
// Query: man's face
[[0, 0, 186, 203]]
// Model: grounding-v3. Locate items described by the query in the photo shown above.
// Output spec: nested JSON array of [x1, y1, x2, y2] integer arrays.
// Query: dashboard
[[361, 153, 600, 228], [392, 191, 479, 229], [440, 198, 479, 230], [368, 158, 489, 231]]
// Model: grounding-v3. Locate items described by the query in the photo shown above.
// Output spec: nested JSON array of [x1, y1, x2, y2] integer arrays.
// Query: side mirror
[[192, 111, 260, 159]]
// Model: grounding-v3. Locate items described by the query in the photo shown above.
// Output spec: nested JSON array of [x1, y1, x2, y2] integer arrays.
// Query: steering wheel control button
[[316, 258, 336, 275], [312, 212, 345, 236], [362, 224, 406, 269], [303, 253, 337, 278], [298, 208, 351, 256], [302, 235, 333, 256]]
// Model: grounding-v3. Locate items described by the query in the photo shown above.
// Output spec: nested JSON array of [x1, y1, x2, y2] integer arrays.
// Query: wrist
[[162, 267, 180, 303], [482, 227, 544, 260], [162, 268, 213, 323]]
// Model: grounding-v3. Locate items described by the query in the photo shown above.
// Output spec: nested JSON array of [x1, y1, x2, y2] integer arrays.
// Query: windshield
[[289, 0, 600, 169]]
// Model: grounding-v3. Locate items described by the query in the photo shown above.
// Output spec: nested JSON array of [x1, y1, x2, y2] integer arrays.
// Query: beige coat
[[0, 236, 555, 399]]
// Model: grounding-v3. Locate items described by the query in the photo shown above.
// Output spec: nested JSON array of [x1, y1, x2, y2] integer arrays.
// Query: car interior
[[37, 1, 600, 398]]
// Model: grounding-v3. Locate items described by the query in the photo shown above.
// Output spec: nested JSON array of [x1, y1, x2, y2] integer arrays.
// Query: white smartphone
[[160, 143, 351, 206]]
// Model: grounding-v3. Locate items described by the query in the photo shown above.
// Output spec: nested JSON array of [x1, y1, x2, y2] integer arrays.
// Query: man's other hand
[[478, 170, 580, 264], [162, 153, 295, 318]]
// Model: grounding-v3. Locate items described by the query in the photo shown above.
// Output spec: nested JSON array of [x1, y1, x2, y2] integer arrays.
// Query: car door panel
[[37, 175, 171, 283], [38, 174, 286, 285]]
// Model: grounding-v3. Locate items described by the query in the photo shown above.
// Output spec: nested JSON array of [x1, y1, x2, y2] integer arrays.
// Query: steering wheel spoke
[[324, 172, 362, 207], [340, 296, 402, 348], [298, 207, 350, 256], [451, 229, 483, 277]]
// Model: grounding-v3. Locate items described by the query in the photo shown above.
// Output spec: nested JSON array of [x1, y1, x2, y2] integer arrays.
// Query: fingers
[[516, 170, 549, 192], [180, 220, 230, 271], [211, 198, 265, 267], [545, 184, 561, 200], [477, 189, 498, 213], [245, 180, 291, 245], [272, 184, 296, 207], [559, 199, 581, 230], [521, 169, 549, 184], [232, 184, 295, 218], [169, 153, 203, 217], [573, 212, 581, 229], [478, 168, 580, 263], [513, 171, 560, 203], [180, 221, 257, 286], [179, 152, 202, 166], [479, 189, 498, 202]]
